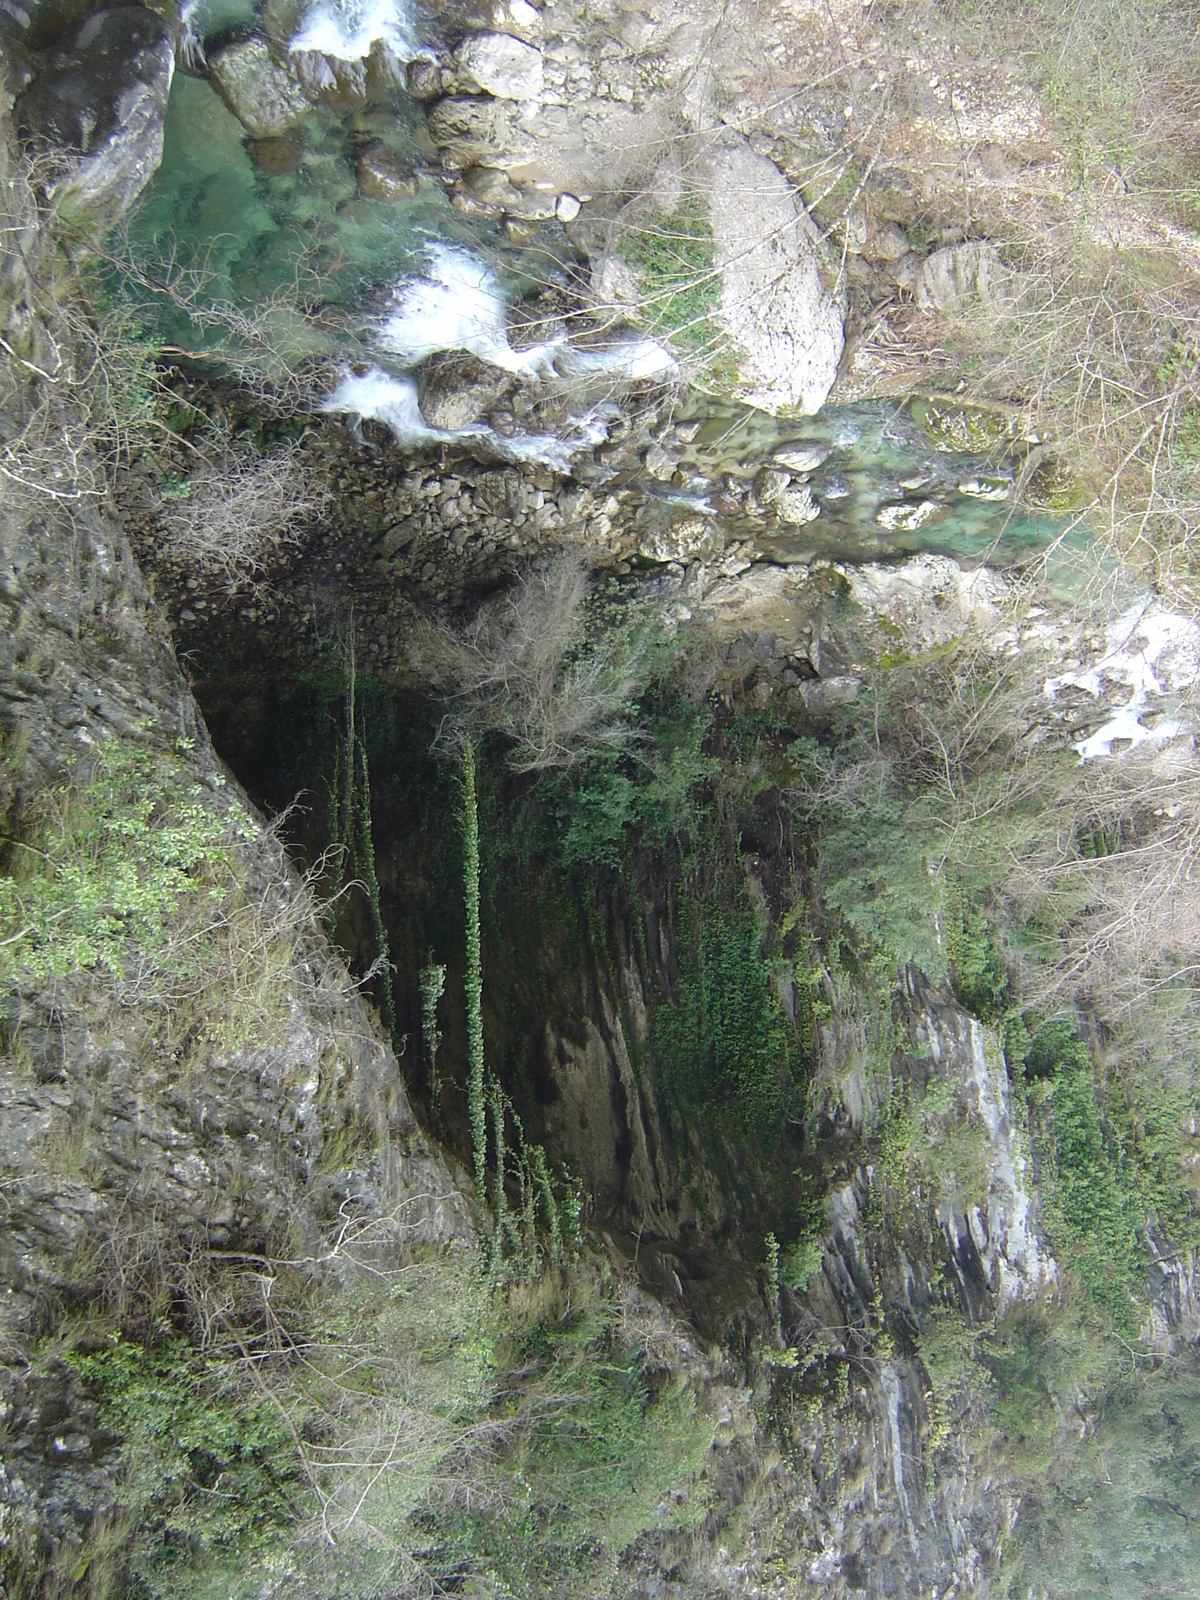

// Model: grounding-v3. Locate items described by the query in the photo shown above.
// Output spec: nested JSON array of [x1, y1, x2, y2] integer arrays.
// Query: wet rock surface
[[355, 137, 418, 198], [0, 123, 471, 1545], [12, 5, 174, 224], [418, 348, 516, 428], [209, 35, 312, 137]]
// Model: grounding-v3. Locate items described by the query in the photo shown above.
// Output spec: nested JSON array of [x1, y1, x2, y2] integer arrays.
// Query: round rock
[[453, 33, 544, 100], [418, 352, 516, 431], [774, 443, 829, 474], [774, 483, 820, 525], [209, 37, 311, 138], [356, 142, 419, 201]]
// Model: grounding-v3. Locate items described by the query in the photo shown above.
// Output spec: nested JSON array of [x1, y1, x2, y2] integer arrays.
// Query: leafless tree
[[158, 441, 329, 594], [412, 553, 653, 772]]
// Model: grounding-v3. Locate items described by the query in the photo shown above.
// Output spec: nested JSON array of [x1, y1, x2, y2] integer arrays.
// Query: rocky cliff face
[[0, 89, 471, 1561]]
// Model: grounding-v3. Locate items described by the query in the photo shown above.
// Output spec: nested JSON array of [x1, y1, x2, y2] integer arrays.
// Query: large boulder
[[425, 93, 534, 170], [453, 32, 544, 99], [462, 162, 556, 220], [208, 35, 312, 138], [915, 240, 1013, 316], [706, 137, 845, 415], [418, 350, 515, 430], [13, 6, 174, 227]]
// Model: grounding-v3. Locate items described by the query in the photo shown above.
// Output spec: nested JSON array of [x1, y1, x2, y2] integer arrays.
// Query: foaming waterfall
[[288, 0, 420, 62], [376, 246, 562, 377], [322, 369, 612, 471], [324, 245, 675, 467]]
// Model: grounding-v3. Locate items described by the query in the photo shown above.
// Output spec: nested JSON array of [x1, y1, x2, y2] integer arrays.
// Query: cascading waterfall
[[288, 0, 420, 63], [324, 244, 675, 468]]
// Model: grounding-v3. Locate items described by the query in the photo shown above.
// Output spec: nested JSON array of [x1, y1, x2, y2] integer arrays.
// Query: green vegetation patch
[[0, 739, 252, 991], [23, 1256, 712, 1600], [525, 676, 714, 870], [1001, 1351, 1200, 1600], [652, 878, 806, 1136], [1033, 1026, 1143, 1328], [65, 1334, 303, 1566], [424, 1270, 713, 1597], [616, 197, 722, 358], [1021, 1021, 1197, 1333]]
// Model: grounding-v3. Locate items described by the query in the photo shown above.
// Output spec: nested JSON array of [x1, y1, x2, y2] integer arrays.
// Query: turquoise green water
[[638, 394, 1077, 570], [126, 69, 1088, 575], [128, 73, 474, 334]]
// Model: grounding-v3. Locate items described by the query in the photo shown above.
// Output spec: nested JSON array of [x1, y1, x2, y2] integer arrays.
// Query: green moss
[[910, 396, 1017, 453], [1025, 453, 1086, 512]]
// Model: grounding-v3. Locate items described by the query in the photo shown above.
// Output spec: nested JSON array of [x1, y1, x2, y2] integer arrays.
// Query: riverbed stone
[[774, 482, 821, 524], [876, 498, 941, 531], [454, 33, 544, 99], [639, 516, 723, 564], [418, 351, 516, 429], [407, 55, 445, 99], [426, 94, 533, 168], [209, 37, 312, 138], [249, 130, 303, 174], [357, 142, 419, 200], [463, 163, 555, 218], [774, 443, 829, 474]]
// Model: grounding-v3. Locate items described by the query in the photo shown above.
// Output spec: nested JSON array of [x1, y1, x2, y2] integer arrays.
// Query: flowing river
[[130, 0, 1085, 575]]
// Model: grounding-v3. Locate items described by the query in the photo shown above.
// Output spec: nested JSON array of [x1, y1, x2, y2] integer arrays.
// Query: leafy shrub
[[1026, 1023, 1173, 1332], [428, 565, 715, 871], [944, 890, 1011, 1019], [0, 740, 252, 991], [780, 1234, 825, 1293], [527, 680, 714, 869], [815, 791, 943, 980], [425, 1271, 712, 1597], [65, 1336, 303, 1569]]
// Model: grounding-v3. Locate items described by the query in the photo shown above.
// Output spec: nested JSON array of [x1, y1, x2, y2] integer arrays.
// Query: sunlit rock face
[[707, 136, 846, 415]]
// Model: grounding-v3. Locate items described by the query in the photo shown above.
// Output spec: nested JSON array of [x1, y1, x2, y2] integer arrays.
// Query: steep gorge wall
[[0, 98, 471, 1551]]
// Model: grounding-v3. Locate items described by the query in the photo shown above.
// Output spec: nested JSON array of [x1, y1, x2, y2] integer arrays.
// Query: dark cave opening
[[187, 635, 816, 1342]]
